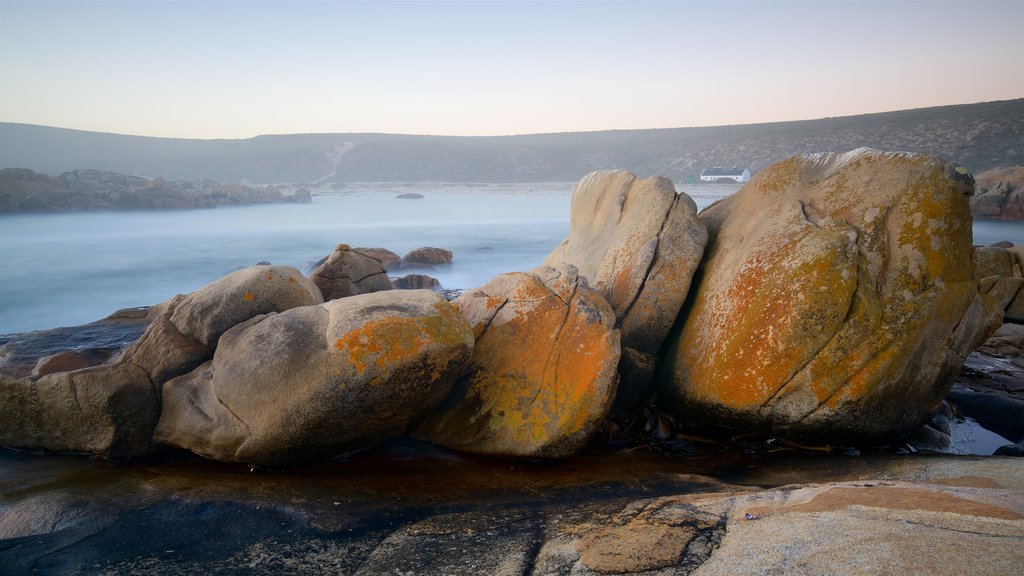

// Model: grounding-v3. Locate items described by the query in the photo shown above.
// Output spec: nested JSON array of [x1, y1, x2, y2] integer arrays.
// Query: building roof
[[701, 167, 748, 176]]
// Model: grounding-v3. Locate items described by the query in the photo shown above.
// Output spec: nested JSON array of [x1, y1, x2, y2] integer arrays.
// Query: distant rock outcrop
[[0, 168, 312, 213], [661, 149, 995, 443], [971, 166, 1024, 220]]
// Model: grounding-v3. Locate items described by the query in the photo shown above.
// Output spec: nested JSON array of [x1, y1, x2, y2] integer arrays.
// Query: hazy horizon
[[2, 0, 1022, 140]]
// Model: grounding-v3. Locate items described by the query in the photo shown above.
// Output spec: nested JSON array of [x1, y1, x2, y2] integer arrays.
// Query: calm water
[[0, 182, 1019, 335]]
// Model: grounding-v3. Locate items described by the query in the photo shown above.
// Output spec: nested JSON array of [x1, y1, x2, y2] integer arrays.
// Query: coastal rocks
[[400, 246, 453, 269], [309, 244, 393, 301], [0, 168, 311, 213], [0, 266, 321, 458], [154, 290, 473, 466], [970, 166, 1024, 220], [392, 273, 442, 291], [543, 170, 707, 413], [662, 149, 984, 442], [414, 265, 620, 458], [0, 363, 159, 458], [354, 247, 401, 271]]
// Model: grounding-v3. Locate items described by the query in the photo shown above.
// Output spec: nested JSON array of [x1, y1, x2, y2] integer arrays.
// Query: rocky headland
[[3, 149, 1024, 574], [0, 168, 311, 213]]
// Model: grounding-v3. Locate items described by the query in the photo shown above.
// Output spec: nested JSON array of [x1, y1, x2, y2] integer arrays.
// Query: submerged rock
[[662, 149, 990, 442], [310, 244, 393, 301], [414, 265, 620, 458], [155, 290, 473, 466], [400, 246, 453, 269], [544, 170, 707, 414], [392, 273, 442, 291]]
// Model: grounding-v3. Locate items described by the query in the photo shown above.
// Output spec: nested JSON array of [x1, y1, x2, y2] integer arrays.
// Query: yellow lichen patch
[[333, 303, 466, 381], [243, 292, 255, 302]]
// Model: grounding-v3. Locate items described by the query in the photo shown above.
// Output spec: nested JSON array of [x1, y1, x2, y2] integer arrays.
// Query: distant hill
[[2, 99, 1022, 184]]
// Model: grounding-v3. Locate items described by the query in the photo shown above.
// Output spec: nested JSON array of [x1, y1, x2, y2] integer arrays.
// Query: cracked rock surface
[[661, 149, 993, 442], [155, 290, 473, 466], [414, 264, 620, 458], [544, 170, 707, 413], [310, 244, 394, 301]]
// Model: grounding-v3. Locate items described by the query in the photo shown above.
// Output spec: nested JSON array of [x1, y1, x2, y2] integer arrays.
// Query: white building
[[700, 167, 751, 183]]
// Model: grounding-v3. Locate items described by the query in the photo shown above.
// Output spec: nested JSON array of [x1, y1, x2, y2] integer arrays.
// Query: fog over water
[[1, 182, 1020, 335]]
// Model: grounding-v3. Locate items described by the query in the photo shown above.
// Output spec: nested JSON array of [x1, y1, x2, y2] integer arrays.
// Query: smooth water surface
[[2, 181, 1016, 335]]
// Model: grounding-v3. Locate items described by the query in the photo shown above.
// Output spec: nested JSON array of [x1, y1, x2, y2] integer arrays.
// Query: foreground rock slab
[[1, 451, 1021, 576], [155, 290, 473, 465], [415, 265, 620, 458], [544, 170, 707, 413], [662, 149, 992, 442]]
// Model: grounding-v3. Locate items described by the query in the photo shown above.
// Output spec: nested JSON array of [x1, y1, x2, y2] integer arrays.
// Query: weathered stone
[[0, 266, 323, 459], [970, 165, 1024, 220], [543, 170, 707, 413], [169, 265, 323, 348], [353, 247, 401, 271], [310, 244, 393, 301], [400, 246, 453, 269], [414, 265, 620, 458], [0, 363, 158, 457], [392, 273, 441, 291], [975, 246, 1015, 279], [154, 290, 473, 465], [662, 149, 985, 442]]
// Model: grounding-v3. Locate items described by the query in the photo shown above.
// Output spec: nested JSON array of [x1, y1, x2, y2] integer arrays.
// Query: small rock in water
[[395, 193, 424, 199]]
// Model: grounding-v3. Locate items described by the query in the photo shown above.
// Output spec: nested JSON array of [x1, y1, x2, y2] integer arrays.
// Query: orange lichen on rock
[[415, 265, 620, 458], [243, 292, 255, 302], [662, 149, 982, 442]]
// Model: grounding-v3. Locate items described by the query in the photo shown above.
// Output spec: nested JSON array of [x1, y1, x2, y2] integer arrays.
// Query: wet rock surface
[[2, 446, 1022, 575]]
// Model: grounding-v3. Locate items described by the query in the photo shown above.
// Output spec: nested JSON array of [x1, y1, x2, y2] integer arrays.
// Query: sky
[[1, 0, 1022, 139]]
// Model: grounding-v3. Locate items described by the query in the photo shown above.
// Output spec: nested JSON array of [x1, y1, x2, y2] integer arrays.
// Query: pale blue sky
[[1, 0, 1022, 138]]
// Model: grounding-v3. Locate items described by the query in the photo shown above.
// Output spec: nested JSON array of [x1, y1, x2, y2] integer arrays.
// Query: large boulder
[[154, 290, 473, 466], [0, 265, 322, 458], [970, 165, 1024, 220], [543, 170, 706, 413], [124, 265, 323, 384], [0, 363, 158, 458], [661, 149, 990, 442], [309, 244, 393, 301], [414, 265, 620, 458]]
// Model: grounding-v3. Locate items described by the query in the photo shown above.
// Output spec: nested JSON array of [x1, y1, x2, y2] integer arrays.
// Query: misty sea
[[1, 182, 1020, 335]]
